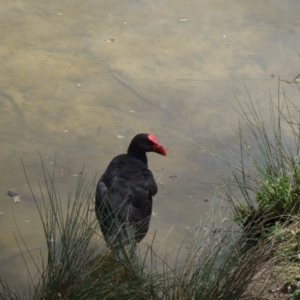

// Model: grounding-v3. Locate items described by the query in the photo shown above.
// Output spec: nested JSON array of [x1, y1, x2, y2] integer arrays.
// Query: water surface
[[1, 0, 300, 291]]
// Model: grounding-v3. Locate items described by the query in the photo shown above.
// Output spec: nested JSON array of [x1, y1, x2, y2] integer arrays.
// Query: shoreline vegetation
[[1, 87, 300, 299]]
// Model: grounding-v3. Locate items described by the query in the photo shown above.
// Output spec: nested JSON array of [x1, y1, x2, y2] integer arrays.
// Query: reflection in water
[[1, 0, 300, 292]]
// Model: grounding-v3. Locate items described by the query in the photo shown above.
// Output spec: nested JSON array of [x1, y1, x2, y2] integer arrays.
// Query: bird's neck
[[127, 148, 148, 165]]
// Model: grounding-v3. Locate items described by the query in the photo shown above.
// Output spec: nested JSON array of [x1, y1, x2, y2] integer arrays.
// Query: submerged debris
[[73, 171, 83, 177], [7, 190, 20, 202], [293, 73, 300, 82]]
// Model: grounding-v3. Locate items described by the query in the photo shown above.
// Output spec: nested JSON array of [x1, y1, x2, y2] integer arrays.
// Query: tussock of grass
[[213, 87, 300, 233]]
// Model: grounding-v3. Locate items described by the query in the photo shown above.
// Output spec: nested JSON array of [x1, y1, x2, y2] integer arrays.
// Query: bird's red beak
[[148, 134, 167, 156], [153, 144, 167, 156]]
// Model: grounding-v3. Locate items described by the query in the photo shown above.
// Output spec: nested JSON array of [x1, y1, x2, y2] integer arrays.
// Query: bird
[[95, 133, 167, 248]]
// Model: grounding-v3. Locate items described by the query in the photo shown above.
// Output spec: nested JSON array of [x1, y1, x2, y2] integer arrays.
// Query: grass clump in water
[[214, 87, 300, 240]]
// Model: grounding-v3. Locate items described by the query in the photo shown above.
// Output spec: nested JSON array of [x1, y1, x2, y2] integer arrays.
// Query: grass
[[0, 158, 279, 299], [211, 86, 300, 238], [210, 86, 300, 298]]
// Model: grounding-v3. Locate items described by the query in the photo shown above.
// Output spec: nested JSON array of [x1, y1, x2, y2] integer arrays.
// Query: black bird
[[95, 133, 166, 247]]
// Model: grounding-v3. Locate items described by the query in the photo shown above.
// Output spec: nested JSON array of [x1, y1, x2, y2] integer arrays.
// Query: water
[[1, 0, 300, 292]]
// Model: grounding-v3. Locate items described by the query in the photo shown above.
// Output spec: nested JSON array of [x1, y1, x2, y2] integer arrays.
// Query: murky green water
[[1, 0, 300, 292]]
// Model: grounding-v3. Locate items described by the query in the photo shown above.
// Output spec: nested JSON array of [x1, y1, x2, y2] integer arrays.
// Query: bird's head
[[127, 133, 167, 164]]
